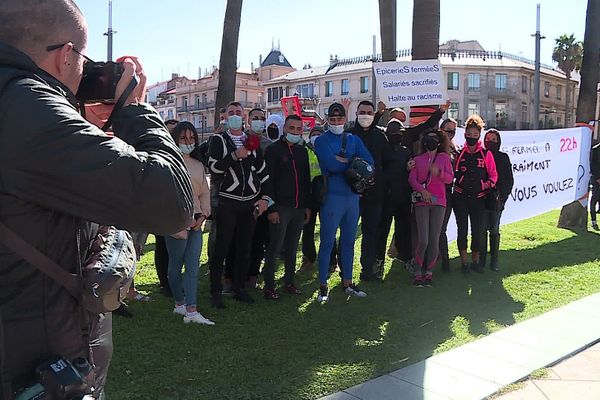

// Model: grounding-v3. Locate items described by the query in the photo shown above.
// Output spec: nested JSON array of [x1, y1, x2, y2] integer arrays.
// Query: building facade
[[262, 41, 579, 130]]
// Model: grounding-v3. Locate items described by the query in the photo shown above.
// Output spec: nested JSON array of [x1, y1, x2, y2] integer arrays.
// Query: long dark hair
[[171, 121, 199, 147], [419, 129, 451, 155]]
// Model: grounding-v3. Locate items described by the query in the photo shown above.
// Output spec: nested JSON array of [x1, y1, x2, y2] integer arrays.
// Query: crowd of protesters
[[135, 98, 516, 326]]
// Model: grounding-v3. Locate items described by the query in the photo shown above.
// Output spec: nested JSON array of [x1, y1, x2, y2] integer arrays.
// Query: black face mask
[[423, 136, 439, 151], [389, 134, 403, 145], [465, 137, 479, 146], [485, 141, 500, 152], [267, 126, 279, 140]]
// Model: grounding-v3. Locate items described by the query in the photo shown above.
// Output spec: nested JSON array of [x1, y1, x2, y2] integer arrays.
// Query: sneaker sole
[[184, 318, 215, 326]]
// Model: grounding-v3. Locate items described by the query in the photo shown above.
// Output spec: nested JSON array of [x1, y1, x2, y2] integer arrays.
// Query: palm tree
[[378, 0, 396, 61], [411, 0, 440, 60], [557, 0, 600, 230], [214, 0, 243, 127], [552, 34, 583, 127]]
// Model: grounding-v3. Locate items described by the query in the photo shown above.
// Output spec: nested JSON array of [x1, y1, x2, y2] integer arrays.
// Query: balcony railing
[[177, 100, 216, 113]]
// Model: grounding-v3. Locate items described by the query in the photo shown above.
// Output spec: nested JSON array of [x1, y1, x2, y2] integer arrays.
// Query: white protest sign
[[444, 127, 591, 242], [373, 60, 447, 107]]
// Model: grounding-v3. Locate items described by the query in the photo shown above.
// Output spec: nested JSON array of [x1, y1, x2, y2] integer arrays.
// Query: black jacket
[[492, 150, 514, 204], [208, 132, 271, 202], [402, 109, 445, 155], [264, 139, 311, 211], [0, 43, 194, 388], [385, 137, 413, 205], [591, 143, 600, 179], [352, 123, 392, 203]]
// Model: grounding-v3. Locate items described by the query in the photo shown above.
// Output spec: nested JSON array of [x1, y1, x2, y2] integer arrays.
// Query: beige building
[[263, 40, 578, 130]]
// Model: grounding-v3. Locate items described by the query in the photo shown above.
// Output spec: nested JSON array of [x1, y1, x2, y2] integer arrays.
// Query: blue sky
[[76, 0, 587, 85]]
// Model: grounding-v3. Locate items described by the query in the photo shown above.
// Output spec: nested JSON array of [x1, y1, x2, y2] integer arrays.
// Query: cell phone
[[76, 61, 124, 102]]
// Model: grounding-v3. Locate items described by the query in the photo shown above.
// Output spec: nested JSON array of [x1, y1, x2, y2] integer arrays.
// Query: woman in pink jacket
[[408, 129, 454, 286]]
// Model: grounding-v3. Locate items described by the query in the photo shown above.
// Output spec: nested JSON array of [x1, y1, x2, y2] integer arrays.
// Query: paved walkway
[[320, 292, 600, 400], [495, 341, 600, 400]]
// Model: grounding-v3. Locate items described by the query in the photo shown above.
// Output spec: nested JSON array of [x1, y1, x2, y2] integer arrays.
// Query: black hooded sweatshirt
[[487, 132, 514, 205]]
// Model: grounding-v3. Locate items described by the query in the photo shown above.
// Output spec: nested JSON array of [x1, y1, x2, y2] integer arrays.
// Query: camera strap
[[100, 74, 140, 132]]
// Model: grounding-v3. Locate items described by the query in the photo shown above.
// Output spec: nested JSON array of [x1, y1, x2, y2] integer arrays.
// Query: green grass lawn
[[106, 210, 600, 399]]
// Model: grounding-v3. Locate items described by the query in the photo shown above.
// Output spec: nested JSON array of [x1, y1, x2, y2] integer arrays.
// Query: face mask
[[329, 124, 345, 135], [310, 136, 319, 146], [286, 133, 302, 144], [389, 134, 403, 145], [250, 120, 265, 134], [465, 137, 479, 146], [357, 114, 375, 128], [228, 115, 243, 130], [485, 141, 500, 152], [267, 126, 280, 140], [423, 136, 439, 151], [179, 143, 194, 154]]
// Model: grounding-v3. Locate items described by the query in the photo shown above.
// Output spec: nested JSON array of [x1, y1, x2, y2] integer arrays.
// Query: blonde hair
[[465, 114, 485, 132]]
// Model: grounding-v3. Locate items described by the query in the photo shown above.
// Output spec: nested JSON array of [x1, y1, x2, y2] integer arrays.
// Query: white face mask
[[357, 114, 375, 128], [329, 124, 345, 135], [250, 120, 265, 134], [179, 143, 194, 154], [310, 136, 319, 146]]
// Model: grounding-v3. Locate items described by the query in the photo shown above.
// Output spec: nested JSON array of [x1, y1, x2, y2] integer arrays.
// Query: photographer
[[0, 1, 194, 399]]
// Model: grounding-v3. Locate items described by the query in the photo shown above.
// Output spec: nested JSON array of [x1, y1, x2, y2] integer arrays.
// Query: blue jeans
[[165, 230, 203, 307], [318, 193, 360, 285]]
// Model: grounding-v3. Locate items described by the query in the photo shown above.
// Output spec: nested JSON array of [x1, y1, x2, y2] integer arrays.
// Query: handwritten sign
[[445, 127, 592, 242], [373, 60, 447, 107]]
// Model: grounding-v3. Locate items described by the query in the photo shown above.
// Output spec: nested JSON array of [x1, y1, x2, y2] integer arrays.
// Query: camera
[[14, 356, 93, 400], [76, 61, 124, 102]]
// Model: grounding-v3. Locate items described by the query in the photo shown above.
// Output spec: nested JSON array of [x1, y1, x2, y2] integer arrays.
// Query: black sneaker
[[360, 271, 383, 282], [210, 293, 225, 309], [423, 276, 433, 286], [113, 304, 133, 318], [412, 276, 424, 287], [461, 263, 470, 274], [472, 262, 484, 274], [343, 284, 367, 297], [233, 289, 255, 304], [593, 222, 599, 231]]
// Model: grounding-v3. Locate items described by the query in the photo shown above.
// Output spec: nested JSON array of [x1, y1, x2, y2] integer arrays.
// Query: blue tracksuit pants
[[318, 193, 360, 285]]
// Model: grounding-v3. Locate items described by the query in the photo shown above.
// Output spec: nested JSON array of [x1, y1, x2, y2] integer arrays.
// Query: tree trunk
[[214, 0, 243, 127], [411, 0, 440, 60], [378, 0, 396, 62], [557, 0, 600, 230]]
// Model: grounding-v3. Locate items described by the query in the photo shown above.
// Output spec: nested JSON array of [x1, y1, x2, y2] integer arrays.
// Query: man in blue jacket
[[314, 103, 374, 302]]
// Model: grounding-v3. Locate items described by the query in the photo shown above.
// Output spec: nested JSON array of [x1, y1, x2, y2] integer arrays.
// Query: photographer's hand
[[114, 57, 147, 106]]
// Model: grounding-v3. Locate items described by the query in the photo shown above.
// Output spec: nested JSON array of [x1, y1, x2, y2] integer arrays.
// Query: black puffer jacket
[[0, 43, 194, 390], [488, 133, 514, 205]]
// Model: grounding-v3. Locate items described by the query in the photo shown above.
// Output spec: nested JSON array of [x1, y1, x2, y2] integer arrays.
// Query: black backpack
[[190, 138, 211, 166]]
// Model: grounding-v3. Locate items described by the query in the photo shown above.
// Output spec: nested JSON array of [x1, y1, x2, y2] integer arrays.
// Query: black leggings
[[453, 194, 485, 252], [591, 180, 600, 222]]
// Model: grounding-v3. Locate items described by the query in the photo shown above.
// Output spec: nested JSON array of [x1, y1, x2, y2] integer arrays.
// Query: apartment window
[[557, 115, 562, 126], [360, 76, 369, 93], [495, 74, 507, 91], [557, 85, 562, 100], [182, 96, 188, 110], [241, 90, 248, 102], [468, 103, 480, 116], [467, 73, 480, 90], [195, 94, 200, 107], [325, 81, 333, 97], [341, 79, 349, 95], [521, 104, 528, 123], [167, 109, 173, 119], [448, 102, 459, 120], [268, 86, 284, 103], [447, 72, 459, 90], [202, 93, 207, 104], [522, 76, 528, 93], [159, 111, 164, 119], [544, 81, 550, 97], [296, 83, 315, 99]]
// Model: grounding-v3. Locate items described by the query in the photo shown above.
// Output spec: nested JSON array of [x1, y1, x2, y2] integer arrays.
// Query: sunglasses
[[46, 43, 95, 65]]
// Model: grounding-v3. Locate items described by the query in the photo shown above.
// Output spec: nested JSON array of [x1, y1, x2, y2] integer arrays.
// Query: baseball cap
[[328, 103, 346, 117]]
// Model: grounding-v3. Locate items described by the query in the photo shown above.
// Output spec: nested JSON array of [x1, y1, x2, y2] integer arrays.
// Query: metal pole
[[104, 0, 115, 61], [371, 35, 377, 106], [533, 3, 542, 129]]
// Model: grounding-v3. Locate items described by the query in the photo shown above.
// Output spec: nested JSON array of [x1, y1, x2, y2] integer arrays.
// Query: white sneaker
[[317, 287, 329, 303], [344, 284, 367, 298], [173, 304, 186, 316], [184, 311, 215, 326]]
